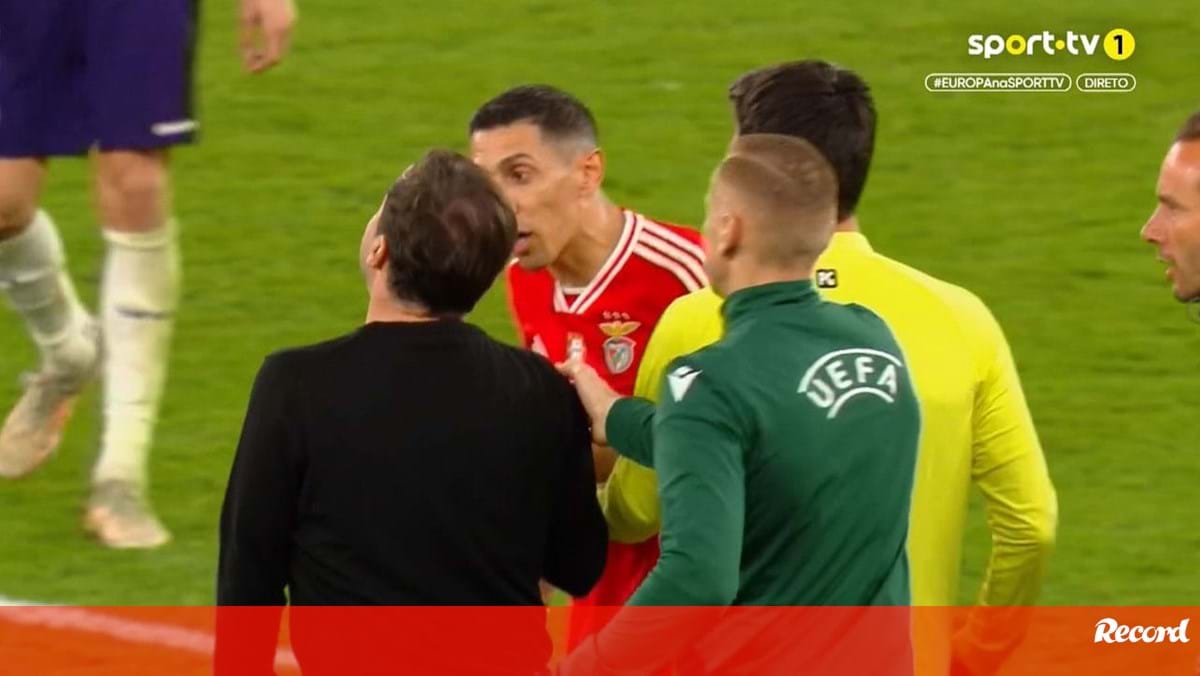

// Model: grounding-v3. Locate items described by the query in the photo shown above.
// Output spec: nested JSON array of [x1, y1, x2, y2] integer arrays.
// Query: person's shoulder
[[636, 213, 703, 247], [864, 249, 997, 326], [823, 299, 891, 331], [490, 333, 553, 368], [661, 332, 736, 387], [656, 341, 747, 417], [856, 250, 1010, 372], [665, 286, 722, 317], [483, 333, 573, 393], [801, 300, 906, 364], [648, 286, 720, 338], [623, 212, 706, 296], [248, 331, 362, 394], [259, 328, 365, 370]]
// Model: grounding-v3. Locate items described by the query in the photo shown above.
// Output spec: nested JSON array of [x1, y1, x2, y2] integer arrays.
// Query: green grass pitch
[[0, 0, 1197, 604]]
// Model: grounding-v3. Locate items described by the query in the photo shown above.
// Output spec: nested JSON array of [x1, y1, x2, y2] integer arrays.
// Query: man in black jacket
[[216, 149, 607, 674]]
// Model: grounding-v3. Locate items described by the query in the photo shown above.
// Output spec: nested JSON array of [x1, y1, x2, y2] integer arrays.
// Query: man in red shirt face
[[470, 85, 705, 648]]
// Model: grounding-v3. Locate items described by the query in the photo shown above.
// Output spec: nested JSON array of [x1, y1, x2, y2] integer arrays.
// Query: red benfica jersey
[[505, 209, 705, 646]]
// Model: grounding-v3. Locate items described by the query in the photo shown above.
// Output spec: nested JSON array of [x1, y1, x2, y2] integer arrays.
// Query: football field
[[0, 0, 1197, 606]]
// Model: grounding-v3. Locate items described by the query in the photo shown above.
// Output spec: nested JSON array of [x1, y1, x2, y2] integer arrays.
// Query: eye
[[504, 162, 541, 185]]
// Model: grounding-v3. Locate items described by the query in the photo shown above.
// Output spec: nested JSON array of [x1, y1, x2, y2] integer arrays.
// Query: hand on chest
[[527, 308, 649, 389]]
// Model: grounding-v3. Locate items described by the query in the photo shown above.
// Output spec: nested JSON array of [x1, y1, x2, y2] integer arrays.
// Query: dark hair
[[379, 149, 517, 316], [729, 60, 876, 221], [469, 84, 598, 147], [1177, 110, 1200, 142]]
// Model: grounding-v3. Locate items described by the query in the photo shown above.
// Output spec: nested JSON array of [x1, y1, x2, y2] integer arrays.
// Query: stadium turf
[[0, 1, 1197, 605]]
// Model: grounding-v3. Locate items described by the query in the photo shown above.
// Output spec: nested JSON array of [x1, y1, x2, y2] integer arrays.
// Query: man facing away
[[469, 85, 705, 648], [558, 134, 920, 675], [217, 150, 606, 674]]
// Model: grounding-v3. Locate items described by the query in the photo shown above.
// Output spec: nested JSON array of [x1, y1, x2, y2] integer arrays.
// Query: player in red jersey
[[469, 85, 704, 648]]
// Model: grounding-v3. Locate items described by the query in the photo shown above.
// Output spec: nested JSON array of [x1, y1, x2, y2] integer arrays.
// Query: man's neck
[[364, 290, 441, 324], [548, 200, 625, 289], [719, 265, 814, 298], [834, 215, 860, 233]]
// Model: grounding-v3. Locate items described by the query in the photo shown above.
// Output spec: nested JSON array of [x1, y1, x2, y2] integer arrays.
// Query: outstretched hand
[[556, 357, 621, 446]]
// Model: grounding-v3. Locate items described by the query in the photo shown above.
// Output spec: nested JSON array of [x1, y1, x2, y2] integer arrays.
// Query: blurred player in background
[[603, 60, 1058, 675], [0, 0, 297, 548], [1142, 110, 1200, 305], [469, 85, 705, 648]]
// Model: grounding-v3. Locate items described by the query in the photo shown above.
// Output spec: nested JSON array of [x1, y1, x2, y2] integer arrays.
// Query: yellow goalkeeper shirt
[[601, 230, 1057, 608]]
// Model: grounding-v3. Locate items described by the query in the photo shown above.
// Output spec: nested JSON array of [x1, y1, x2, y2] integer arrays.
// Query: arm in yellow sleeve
[[600, 289, 724, 544], [953, 292, 1057, 674], [970, 303, 1057, 607]]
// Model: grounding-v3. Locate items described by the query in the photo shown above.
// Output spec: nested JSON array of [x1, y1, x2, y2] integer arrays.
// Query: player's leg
[[82, 0, 196, 549], [86, 151, 180, 549], [0, 1, 101, 479]]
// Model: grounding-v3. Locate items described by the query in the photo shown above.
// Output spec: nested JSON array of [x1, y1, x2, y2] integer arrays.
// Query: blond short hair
[[714, 134, 839, 266]]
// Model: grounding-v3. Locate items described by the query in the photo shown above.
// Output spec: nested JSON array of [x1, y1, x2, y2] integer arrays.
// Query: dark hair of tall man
[[468, 84, 599, 147], [729, 60, 876, 221], [377, 149, 517, 316]]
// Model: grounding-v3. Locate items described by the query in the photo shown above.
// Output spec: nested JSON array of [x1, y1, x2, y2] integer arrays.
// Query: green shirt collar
[[721, 279, 819, 326]]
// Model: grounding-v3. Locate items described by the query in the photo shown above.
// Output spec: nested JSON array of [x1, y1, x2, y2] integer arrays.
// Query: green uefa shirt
[[606, 279, 920, 606]]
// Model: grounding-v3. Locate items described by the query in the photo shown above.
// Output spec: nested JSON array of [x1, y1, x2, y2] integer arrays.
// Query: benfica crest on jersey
[[599, 320, 641, 374]]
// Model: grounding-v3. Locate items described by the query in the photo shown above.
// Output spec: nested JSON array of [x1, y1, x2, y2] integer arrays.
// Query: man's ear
[[578, 148, 605, 197], [714, 210, 743, 258], [366, 234, 389, 271]]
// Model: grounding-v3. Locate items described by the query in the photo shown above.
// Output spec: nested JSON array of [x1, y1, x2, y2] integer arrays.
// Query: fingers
[[257, 13, 294, 72], [554, 359, 578, 379], [555, 353, 593, 381], [239, 0, 260, 72], [241, 0, 297, 74]]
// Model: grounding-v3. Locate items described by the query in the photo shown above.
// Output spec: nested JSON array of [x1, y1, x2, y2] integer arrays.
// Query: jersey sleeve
[[560, 359, 746, 671], [952, 291, 1058, 672], [600, 290, 724, 543], [627, 355, 746, 606]]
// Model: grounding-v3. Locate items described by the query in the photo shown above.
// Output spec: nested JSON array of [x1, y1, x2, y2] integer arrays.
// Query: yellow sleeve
[[966, 297, 1057, 606], [953, 292, 1058, 673], [600, 289, 724, 543]]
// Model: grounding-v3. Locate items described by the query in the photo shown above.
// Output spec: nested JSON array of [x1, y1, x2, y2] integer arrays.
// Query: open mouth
[[513, 233, 533, 256]]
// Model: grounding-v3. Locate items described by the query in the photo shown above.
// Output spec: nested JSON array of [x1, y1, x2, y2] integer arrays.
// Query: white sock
[[0, 211, 94, 373], [93, 222, 181, 487]]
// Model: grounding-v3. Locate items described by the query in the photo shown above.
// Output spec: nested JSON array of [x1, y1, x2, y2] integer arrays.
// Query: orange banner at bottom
[[0, 606, 1196, 675]]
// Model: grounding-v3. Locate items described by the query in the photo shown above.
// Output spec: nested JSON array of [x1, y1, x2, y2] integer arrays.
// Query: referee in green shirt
[[558, 134, 921, 674]]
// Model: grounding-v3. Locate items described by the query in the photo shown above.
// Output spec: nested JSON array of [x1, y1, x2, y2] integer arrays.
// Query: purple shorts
[[0, 0, 198, 157]]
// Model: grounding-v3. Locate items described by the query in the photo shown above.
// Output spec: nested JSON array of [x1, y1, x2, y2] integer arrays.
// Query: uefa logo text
[[967, 29, 1134, 61]]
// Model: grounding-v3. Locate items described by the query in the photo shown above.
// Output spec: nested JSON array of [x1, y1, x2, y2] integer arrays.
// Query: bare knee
[[0, 159, 46, 237], [0, 198, 37, 239], [95, 151, 171, 232]]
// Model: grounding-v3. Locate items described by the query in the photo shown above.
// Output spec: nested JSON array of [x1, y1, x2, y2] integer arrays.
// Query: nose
[[1141, 213, 1163, 244], [499, 192, 520, 217]]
